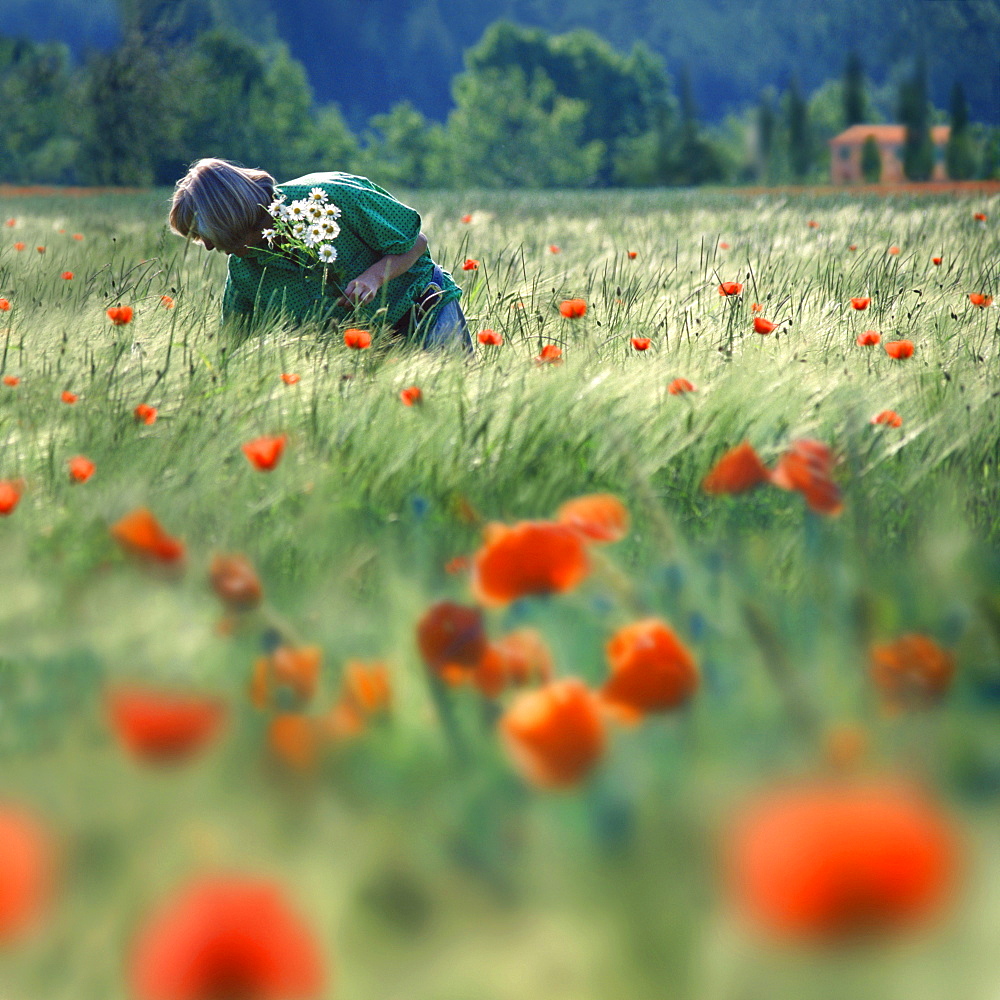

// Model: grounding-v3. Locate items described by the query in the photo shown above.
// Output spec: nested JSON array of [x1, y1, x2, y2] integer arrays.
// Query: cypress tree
[[899, 55, 934, 181], [843, 51, 866, 127], [946, 80, 975, 180], [787, 76, 812, 180]]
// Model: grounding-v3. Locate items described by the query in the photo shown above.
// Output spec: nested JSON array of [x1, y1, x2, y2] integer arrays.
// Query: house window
[[934, 144, 945, 162], [839, 147, 851, 161]]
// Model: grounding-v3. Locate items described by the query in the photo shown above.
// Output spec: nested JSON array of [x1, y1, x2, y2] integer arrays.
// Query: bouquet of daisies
[[263, 187, 342, 265]]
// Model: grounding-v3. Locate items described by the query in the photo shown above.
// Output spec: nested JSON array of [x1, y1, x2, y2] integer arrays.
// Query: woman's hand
[[336, 234, 429, 310], [337, 272, 382, 308]]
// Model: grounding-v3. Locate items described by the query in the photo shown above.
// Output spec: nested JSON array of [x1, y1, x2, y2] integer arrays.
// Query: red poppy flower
[[269, 714, 323, 770], [848, 244, 858, 251], [343, 328, 372, 349], [68, 456, 95, 483], [751, 302, 763, 313], [558, 298, 587, 318], [61, 390, 77, 404], [719, 241, 730, 249], [857, 330, 881, 346], [35, 246, 45, 254], [602, 618, 699, 717], [627, 250, 638, 259], [72, 233, 83, 241], [973, 212, 987, 222], [61, 271, 73, 280], [209, 554, 263, 612], [250, 646, 322, 710], [871, 410, 902, 428], [3, 218, 13, 228], [0, 299, 11, 313], [341, 660, 392, 716], [280, 373, 300, 385], [771, 439, 842, 516], [488, 629, 554, 687], [718, 281, 743, 296], [0, 480, 23, 516], [884, 340, 914, 360], [107, 305, 133, 325], [472, 521, 590, 606], [3, 375, 19, 386], [968, 293, 993, 308], [107, 687, 225, 764], [461, 259, 479, 271], [400, 386, 422, 406], [111, 507, 185, 563], [536, 344, 563, 364], [0, 807, 54, 943], [932, 256, 942, 265], [416, 601, 487, 683], [753, 317, 777, 335], [807, 220, 820, 229], [630, 337, 651, 351], [555, 493, 629, 544], [12, 243, 24, 252], [461, 213, 473, 223], [888, 246, 900, 255], [548, 244, 561, 254], [134, 403, 158, 425], [160, 295, 175, 308], [870, 634, 955, 707], [668, 377, 695, 395], [725, 779, 959, 942], [478, 329, 503, 346], [702, 441, 770, 495], [130, 876, 327, 1000], [850, 297, 870, 310], [242, 435, 286, 472]]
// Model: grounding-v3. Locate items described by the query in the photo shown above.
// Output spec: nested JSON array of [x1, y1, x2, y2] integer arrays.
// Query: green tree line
[[1, 20, 997, 188]]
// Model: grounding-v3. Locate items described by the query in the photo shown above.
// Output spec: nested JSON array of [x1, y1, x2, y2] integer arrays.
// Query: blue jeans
[[419, 265, 473, 353]]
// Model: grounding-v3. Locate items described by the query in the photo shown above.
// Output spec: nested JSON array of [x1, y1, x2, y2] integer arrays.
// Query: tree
[[898, 54, 934, 181], [946, 80, 975, 180], [756, 89, 776, 182], [671, 66, 726, 186], [861, 135, 882, 182], [786, 75, 813, 180], [356, 102, 448, 189], [842, 51, 866, 127]]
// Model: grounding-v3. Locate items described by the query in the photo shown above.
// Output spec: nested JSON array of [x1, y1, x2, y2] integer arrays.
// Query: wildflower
[[3, 218, 13, 227], [160, 295, 174, 308], [968, 293, 993, 307], [72, 234, 83, 241], [702, 441, 770, 495], [13, 243, 24, 251], [556, 494, 629, 544], [719, 241, 730, 249], [932, 256, 943, 265], [536, 344, 563, 364], [209, 554, 263, 612], [67, 456, 95, 483], [251, 646, 322, 709], [807, 220, 820, 229], [400, 386, 422, 407], [0, 807, 54, 943], [718, 281, 743, 296], [416, 601, 487, 683], [317, 244, 337, 264], [888, 245, 900, 255], [548, 244, 561, 254], [871, 410, 903, 428], [461, 213, 473, 223], [35, 246, 44, 254], [870, 634, 955, 707], [725, 779, 959, 942], [771, 439, 842, 516], [668, 377, 695, 395], [630, 337, 651, 351], [472, 521, 590, 606], [3, 375, 19, 386], [627, 250, 638, 259], [61, 391, 77, 404], [0, 480, 23, 516], [462, 259, 479, 271], [268, 714, 321, 770], [602, 618, 699, 715], [973, 212, 987, 221], [107, 687, 225, 764], [753, 317, 777, 335], [850, 297, 870, 310], [134, 403, 158, 425], [857, 330, 881, 346], [61, 271, 73, 280], [500, 678, 606, 789], [478, 329, 503, 346], [0, 299, 10, 311], [242, 435, 286, 472], [751, 302, 764, 313], [848, 244, 858, 251], [110, 508, 185, 563], [343, 328, 371, 349], [558, 298, 587, 318], [107, 305, 133, 325], [884, 340, 914, 360], [280, 373, 300, 385], [341, 660, 392, 716], [488, 629, 554, 687], [130, 877, 326, 1000]]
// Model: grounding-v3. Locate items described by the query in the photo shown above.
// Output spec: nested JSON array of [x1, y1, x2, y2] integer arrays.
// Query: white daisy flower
[[261, 228, 276, 244], [319, 220, 340, 240], [306, 224, 324, 245], [308, 187, 328, 203], [292, 221, 306, 237], [306, 203, 324, 221], [321, 204, 342, 220], [317, 244, 337, 263], [286, 200, 308, 221]]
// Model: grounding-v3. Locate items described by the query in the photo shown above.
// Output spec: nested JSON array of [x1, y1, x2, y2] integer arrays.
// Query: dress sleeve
[[334, 180, 422, 256]]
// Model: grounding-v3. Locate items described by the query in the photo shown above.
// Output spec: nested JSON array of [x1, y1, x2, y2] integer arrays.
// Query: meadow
[[0, 185, 999, 1000]]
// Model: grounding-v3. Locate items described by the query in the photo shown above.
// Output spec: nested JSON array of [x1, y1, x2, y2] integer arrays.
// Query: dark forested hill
[[6, 0, 1000, 125]]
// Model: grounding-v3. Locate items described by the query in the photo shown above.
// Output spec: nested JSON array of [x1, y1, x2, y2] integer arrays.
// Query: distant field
[[0, 187, 998, 1000]]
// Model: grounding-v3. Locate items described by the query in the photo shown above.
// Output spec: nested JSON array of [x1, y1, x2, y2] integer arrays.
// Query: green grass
[[0, 188, 999, 999]]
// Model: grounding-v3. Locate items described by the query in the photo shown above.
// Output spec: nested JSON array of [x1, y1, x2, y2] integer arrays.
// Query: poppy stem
[[426, 673, 469, 767]]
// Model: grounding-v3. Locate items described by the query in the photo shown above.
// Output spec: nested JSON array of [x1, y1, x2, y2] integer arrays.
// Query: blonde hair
[[169, 158, 275, 250]]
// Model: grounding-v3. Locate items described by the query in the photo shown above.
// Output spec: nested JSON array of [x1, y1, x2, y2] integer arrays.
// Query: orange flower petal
[[702, 441, 770, 495]]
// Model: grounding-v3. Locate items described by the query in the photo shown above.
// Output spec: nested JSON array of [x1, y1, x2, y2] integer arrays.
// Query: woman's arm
[[337, 232, 429, 308]]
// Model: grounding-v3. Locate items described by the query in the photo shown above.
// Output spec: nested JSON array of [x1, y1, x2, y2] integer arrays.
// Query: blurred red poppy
[[242, 435, 286, 471], [850, 297, 870, 310], [0, 479, 23, 516], [702, 441, 770, 495], [400, 386, 422, 406], [718, 281, 743, 296], [111, 507, 185, 563], [68, 456, 95, 483], [0, 807, 54, 943], [3, 375, 19, 386], [268, 714, 321, 770], [668, 377, 695, 395], [932, 256, 942, 265], [548, 244, 561, 254], [884, 340, 914, 359], [107, 687, 225, 764], [556, 493, 629, 544], [130, 876, 326, 1000], [160, 295, 175, 308], [719, 241, 730, 249], [536, 344, 563, 364], [973, 212, 987, 221], [558, 299, 586, 318], [0, 299, 9, 311], [462, 259, 479, 271], [751, 302, 763, 313], [416, 601, 487, 683], [280, 373, 300, 385], [500, 678, 606, 789], [489, 628, 554, 688], [12, 243, 24, 252], [61, 390, 77, 404], [603, 619, 699, 715], [870, 634, 955, 707], [753, 317, 777, 335], [968, 293, 993, 308], [848, 244, 858, 251], [209, 554, 263, 612], [857, 330, 881, 346], [3, 218, 13, 227], [888, 246, 900, 255], [72, 233, 83, 241], [61, 271, 73, 280], [478, 329, 503, 346], [472, 521, 590, 605], [107, 305, 133, 325], [343, 328, 372, 349], [807, 220, 820, 229], [461, 213, 473, 223], [771, 439, 842, 516], [627, 250, 638, 259], [134, 403, 158, 425], [35, 246, 45, 254], [630, 337, 651, 350], [871, 410, 902, 428], [725, 779, 959, 942], [251, 646, 322, 710], [342, 660, 392, 716]]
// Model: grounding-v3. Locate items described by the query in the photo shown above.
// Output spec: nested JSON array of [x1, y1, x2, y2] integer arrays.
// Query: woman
[[169, 158, 470, 350]]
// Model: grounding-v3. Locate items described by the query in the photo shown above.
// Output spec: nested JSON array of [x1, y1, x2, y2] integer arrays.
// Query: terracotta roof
[[829, 124, 950, 145]]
